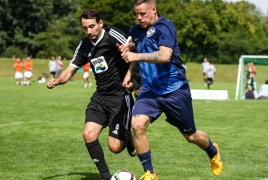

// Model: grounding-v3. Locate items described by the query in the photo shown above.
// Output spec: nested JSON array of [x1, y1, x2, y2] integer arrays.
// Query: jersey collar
[[91, 29, 105, 46]]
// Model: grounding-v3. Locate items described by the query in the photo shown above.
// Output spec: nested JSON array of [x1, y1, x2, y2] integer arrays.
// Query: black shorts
[[85, 92, 134, 141], [50, 71, 56, 75], [207, 77, 213, 83]]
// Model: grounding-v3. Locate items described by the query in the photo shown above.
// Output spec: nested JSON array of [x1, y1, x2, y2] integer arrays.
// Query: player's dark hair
[[80, 9, 101, 23], [133, 0, 155, 6]]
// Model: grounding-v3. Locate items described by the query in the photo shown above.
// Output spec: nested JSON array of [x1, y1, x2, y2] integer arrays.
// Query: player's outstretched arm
[[47, 65, 77, 89]]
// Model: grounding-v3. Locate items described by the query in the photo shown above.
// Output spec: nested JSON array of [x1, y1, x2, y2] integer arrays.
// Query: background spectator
[[48, 56, 57, 79], [13, 58, 23, 85], [82, 62, 92, 88], [204, 61, 216, 89], [245, 85, 256, 99], [23, 56, 33, 85], [200, 58, 210, 85], [257, 80, 268, 99], [56, 56, 63, 77]]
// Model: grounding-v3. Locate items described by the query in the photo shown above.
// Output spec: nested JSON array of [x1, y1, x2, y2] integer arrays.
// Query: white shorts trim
[[24, 71, 32, 78], [15, 72, 23, 79], [83, 72, 89, 79]]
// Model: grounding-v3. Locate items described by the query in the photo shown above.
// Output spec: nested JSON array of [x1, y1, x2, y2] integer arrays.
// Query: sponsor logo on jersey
[[147, 27, 155, 37], [91, 56, 108, 73]]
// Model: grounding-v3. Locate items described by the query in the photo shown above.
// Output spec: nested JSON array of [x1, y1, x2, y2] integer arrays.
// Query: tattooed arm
[[121, 45, 173, 64], [138, 46, 173, 64]]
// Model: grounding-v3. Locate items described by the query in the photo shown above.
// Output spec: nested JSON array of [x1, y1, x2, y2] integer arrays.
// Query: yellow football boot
[[139, 170, 158, 180], [210, 143, 223, 176]]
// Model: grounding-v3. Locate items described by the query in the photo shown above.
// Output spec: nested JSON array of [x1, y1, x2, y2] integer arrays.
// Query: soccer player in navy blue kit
[[118, 0, 223, 179], [47, 10, 136, 180]]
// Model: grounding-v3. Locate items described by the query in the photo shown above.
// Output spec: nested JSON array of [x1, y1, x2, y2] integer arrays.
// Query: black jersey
[[70, 27, 130, 95]]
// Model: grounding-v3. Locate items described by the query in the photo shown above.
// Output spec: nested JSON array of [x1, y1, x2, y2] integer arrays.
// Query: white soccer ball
[[111, 170, 136, 180]]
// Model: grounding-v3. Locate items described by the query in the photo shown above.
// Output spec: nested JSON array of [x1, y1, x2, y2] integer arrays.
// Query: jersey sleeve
[[157, 22, 177, 49], [70, 40, 87, 68], [108, 27, 129, 45]]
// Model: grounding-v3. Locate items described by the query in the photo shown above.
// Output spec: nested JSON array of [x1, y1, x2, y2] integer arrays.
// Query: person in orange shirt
[[251, 62, 257, 76], [82, 62, 92, 88], [251, 62, 257, 95], [13, 58, 24, 85], [23, 57, 33, 85]]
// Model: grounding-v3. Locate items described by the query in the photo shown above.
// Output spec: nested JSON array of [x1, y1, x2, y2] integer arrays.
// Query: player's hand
[[121, 52, 140, 63], [122, 75, 133, 93], [47, 79, 59, 89], [116, 43, 129, 54]]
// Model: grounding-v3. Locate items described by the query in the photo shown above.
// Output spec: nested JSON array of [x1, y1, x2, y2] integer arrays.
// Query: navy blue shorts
[[132, 83, 196, 135]]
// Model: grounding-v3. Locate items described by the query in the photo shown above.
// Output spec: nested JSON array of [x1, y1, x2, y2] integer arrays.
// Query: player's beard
[[87, 31, 101, 42], [87, 35, 97, 42]]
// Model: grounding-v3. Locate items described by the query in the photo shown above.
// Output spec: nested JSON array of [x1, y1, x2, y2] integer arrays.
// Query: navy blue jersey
[[130, 15, 188, 95]]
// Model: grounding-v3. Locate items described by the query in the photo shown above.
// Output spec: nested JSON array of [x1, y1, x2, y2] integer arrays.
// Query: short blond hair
[[134, 0, 156, 7]]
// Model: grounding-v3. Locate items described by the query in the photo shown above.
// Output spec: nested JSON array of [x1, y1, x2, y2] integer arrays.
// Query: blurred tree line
[[0, 0, 267, 63]]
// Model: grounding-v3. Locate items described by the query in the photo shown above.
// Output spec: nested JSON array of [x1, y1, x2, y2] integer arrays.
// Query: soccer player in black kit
[[47, 9, 136, 180]]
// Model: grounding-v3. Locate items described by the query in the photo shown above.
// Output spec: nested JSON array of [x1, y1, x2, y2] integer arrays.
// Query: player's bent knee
[[183, 133, 197, 143], [108, 142, 123, 153], [82, 131, 98, 143], [131, 115, 150, 133]]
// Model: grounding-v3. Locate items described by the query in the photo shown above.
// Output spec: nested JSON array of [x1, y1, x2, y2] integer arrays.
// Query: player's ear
[[99, 19, 103, 28]]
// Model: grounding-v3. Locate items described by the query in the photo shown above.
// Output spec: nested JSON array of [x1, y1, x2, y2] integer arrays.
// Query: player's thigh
[[85, 92, 108, 127], [83, 121, 103, 141], [161, 84, 196, 135], [108, 136, 123, 151], [132, 87, 162, 124], [84, 96, 106, 142], [107, 94, 134, 141]]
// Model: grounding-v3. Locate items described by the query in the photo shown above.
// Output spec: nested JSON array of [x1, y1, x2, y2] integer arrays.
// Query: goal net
[[235, 55, 268, 100]]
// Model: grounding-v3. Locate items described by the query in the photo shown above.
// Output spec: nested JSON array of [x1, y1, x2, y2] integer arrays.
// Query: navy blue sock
[[137, 150, 154, 173], [204, 139, 217, 158]]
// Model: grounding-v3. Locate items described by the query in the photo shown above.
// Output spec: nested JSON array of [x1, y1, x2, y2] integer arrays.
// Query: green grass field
[[0, 59, 268, 180]]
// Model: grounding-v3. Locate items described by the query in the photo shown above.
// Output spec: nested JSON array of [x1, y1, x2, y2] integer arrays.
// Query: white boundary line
[[0, 121, 42, 127]]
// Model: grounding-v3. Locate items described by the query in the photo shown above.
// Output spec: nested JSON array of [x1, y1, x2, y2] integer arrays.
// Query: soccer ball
[[111, 170, 136, 180]]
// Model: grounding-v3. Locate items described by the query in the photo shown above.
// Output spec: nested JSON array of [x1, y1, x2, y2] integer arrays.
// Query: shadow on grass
[[43, 172, 100, 180]]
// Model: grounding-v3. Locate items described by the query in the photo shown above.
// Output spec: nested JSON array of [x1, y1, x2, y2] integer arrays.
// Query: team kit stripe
[[70, 40, 82, 68], [124, 94, 131, 130], [109, 29, 127, 45]]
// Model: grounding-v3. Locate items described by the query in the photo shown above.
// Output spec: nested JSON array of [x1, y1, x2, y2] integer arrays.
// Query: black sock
[[85, 140, 111, 179]]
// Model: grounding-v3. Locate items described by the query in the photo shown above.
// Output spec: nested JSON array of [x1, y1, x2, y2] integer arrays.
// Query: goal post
[[235, 55, 268, 100]]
